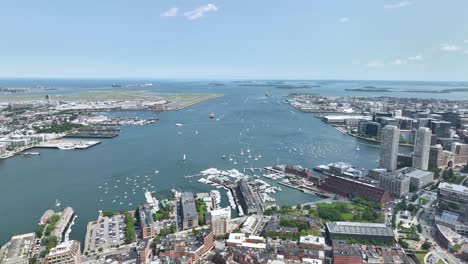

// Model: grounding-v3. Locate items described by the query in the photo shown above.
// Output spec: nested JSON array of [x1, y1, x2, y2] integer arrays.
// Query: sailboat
[[183, 154, 186, 161], [356, 145, 360, 151], [55, 199, 61, 207], [229, 154, 233, 161], [240, 149, 244, 155]]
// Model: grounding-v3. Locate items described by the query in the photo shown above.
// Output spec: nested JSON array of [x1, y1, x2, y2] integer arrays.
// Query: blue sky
[[1, 0, 468, 80]]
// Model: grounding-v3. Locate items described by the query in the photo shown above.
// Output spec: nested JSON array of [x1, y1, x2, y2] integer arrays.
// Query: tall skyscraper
[[413, 127, 431, 170], [380, 125, 399, 171]]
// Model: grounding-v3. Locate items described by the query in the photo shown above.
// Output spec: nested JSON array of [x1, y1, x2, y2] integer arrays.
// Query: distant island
[[345, 86, 392, 92], [238, 83, 319, 89], [208, 82, 225, 86], [0, 87, 25, 94], [345, 86, 468, 94], [275, 85, 320, 89], [404, 87, 468, 93]]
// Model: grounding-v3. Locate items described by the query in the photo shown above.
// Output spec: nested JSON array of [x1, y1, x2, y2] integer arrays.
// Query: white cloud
[[440, 44, 462, 51], [367, 60, 384, 67], [384, 1, 413, 9], [160, 7, 178, 17], [391, 54, 423, 65], [408, 54, 423, 61], [339, 17, 350, 23], [392, 59, 407, 65], [184, 4, 218, 20]]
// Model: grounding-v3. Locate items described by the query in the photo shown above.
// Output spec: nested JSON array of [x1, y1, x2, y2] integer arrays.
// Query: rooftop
[[48, 240, 80, 256], [439, 182, 468, 193], [326, 222, 394, 237], [436, 224, 466, 245], [404, 169, 433, 179], [181, 192, 197, 219], [2, 233, 35, 262], [299, 235, 326, 246], [138, 205, 154, 227]]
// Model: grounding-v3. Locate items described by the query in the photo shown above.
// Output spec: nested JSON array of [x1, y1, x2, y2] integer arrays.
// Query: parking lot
[[84, 214, 126, 254]]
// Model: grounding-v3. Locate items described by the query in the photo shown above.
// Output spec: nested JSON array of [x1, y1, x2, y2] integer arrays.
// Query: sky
[[0, 0, 468, 81]]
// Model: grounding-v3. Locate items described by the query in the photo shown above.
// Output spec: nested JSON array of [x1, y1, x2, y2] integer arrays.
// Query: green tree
[[35, 225, 45, 238], [451, 244, 461, 252], [123, 212, 136, 244], [421, 241, 432, 250]]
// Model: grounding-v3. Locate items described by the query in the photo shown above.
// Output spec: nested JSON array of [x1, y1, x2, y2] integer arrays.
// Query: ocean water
[[0, 79, 466, 244]]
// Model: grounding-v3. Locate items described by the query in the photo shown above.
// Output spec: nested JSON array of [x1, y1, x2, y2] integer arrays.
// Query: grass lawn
[[418, 198, 429, 205], [316, 201, 383, 223], [342, 213, 355, 220], [453, 174, 466, 184], [414, 251, 428, 263]]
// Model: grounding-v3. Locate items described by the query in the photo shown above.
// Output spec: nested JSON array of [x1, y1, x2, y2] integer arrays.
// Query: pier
[[242, 167, 263, 173], [36, 140, 101, 150]]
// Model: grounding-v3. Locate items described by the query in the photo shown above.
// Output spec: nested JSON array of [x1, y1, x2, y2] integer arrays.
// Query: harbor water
[[0, 79, 466, 243]]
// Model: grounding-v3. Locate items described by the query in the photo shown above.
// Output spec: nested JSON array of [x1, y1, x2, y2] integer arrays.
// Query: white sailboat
[[55, 199, 61, 207], [229, 154, 233, 161], [183, 154, 186, 161], [356, 145, 360, 151]]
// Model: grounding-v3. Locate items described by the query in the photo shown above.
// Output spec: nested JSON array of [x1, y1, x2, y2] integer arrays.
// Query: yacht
[[58, 145, 75, 150]]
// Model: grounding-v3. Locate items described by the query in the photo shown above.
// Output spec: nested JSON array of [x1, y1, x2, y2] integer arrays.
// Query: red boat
[[209, 113, 215, 119]]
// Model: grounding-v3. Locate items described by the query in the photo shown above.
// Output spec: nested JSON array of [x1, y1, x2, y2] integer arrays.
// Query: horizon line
[[0, 76, 468, 83]]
